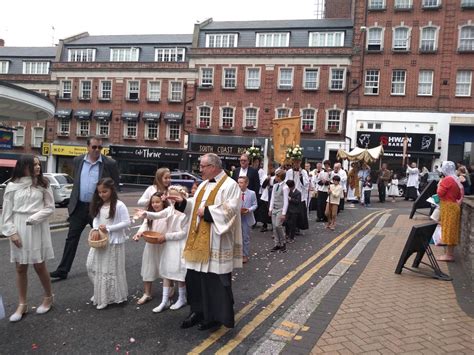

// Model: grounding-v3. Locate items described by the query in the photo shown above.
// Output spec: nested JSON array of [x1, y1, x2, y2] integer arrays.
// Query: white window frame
[[256, 32, 290, 47], [278, 67, 294, 89], [76, 120, 91, 137], [243, 107, 259, 129], [392, 26, 411, 51], [166, 122, 181, 141], [154, 47, 186, 62], [276, 107, 292, 118], [60, 80, 72, 99], [329, 67, 346, 91], [205, 33, 238, 48], [22, 61, 49, 74], [198, 105, 212, 128], [458, 25, 474, 52], [99, 80, 112, 100], [123, 121, 138, 138], [67, 48, 96, 62], [325, 109, 343, 132], [309, 32, 345, 47], [368, 0, 386, 10], [96, 120, 110, 137], [220, 106, 235, 129], [169, 81, 183, 102], [57, 119, 70, 135], [394, 0, 413, 9], [145, 121, 159, 140], [127, 80, 140, 101], [147, 81, 161, 102], [455, 70, 472, 97], [417, 70, 434, 96], [222, 67, 237, 89], [422, 0, 441, 8], [13, 126, 25, 146], [364, 69, 380, 95], [200, 67, 214, 88], [419, 26, 439, 52], [79, 80, 92, 100], [301, 108, 317, 132], [245, 67, 261, 89], [303, 68, 319, 90], [391, 70, 407, 95], [367, 27, 384, 51], [0, 60, 9, 74], [31, 127, 44, 148], [110, 47, 139, 62]]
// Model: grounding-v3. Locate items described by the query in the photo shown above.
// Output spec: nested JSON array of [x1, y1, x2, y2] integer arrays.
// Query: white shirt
[[269, 181, 290, 215], [239, 167, 248, 177]]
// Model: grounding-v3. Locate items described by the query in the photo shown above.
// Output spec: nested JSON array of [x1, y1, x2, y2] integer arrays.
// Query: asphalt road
[[0, 200, 400, 354]]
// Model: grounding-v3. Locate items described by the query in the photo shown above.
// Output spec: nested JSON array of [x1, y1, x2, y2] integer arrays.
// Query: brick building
[[347, 0, 474, 170]]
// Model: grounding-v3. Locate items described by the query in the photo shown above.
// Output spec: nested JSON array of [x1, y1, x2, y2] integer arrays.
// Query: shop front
[[300, 139, 326, 167], [109, 145, 185, 185]]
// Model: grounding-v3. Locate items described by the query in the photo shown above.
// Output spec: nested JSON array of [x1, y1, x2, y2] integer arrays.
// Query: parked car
[[170, 171, 203, 191], [0, 173, 73, 208], [397, 172, 441, 197]]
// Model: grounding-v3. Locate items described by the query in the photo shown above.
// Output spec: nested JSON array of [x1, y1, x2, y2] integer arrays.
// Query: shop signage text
[[109, 145, 183, 160], [41, 143, 110, 157], [191, 143, 258, 156], [356, 131, 435, 153]]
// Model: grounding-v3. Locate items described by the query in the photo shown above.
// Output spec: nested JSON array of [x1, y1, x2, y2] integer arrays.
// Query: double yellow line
[[189, 210, 387, 354]]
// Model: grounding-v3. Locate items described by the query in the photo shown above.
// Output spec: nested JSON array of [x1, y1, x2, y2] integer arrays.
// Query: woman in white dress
[[137, 167, 171, 206], [1, 155, 55, 322]]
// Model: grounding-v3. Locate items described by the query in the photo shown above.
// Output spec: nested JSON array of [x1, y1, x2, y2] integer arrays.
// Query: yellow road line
[[188, 210, 385, 354], [216, 211, 388, 354]]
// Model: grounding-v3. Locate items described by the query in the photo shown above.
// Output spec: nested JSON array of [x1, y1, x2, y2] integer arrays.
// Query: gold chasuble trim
[[183, 175, 228, 263]]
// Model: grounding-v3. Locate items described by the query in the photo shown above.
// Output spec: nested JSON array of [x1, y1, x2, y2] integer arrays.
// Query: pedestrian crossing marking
[[281, 320, 301, 330]]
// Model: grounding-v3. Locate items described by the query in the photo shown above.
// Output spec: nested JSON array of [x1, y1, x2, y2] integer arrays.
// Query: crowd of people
[[1, 135, 469, 330]]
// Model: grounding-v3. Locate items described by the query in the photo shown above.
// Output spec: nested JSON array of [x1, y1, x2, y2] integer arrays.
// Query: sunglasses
[[90, 145, 103, 150]]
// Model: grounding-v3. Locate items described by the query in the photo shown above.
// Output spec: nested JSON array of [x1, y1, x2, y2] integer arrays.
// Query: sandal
[[137, 294, 152, 305], [437, 255, 455, 262]]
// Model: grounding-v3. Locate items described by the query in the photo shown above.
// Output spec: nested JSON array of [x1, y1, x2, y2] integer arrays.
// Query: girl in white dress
[[137, 167, 171, 206], [132, 192, 170, 305], [387, 174, 400, 202], [87, 178, 130, 310], [1, 156, 55, 322]]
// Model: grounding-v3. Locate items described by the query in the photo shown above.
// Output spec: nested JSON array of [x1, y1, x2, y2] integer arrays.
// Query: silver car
[[0, 173, 73, 207]]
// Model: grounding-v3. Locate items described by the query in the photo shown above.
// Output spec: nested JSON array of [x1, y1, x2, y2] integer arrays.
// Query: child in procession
[[87, 178, 131, 310], [285, 180, 301, 243], [269, 170, 289, 253], [362, 176, 373, 207], [387, 173, 400, 202], [238, 176, 258, 263], [326, 175, 343, 231]]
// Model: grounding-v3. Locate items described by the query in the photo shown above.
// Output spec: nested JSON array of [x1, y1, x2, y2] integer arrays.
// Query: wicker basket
[[142, 231, 163, 244], [88, 229, 109, 249]]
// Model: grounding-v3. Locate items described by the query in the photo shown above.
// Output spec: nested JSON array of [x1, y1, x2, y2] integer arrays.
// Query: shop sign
[[356, 131, 435, 153], [109, 145, 183, 160], [47, 144, 110, 157], [190, 143, 259, 156], [0, 129, 13, 149]]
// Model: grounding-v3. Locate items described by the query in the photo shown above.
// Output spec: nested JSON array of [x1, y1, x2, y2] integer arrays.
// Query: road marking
[[250, 213, 391, 354], [188, 210, 386, 354], [280, 320, 301, 330], [272, 328, 294, 339]]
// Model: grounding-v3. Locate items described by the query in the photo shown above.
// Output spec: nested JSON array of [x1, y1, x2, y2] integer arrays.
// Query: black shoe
[[260, 227, 268, 232], [50, 270, 67, 280], [279, 245, 287, 253], [197, 320, 220, 331], [270, 246, 281, 252], [180, 312, 203, 329]]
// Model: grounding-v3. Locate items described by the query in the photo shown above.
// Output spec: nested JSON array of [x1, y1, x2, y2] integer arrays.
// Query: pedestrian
[[377, 163, 391, 203], [325, 175, 343, 231], [137, 167, 171, 206], [181, 153, 242, 330], [269, 170, 289, 253], [387, 173, 400, 202], [232, 154, 260, 198], [87, 178, 130, 310], [238, 176, 258, 263], [252, 157, 269, 232], [347, 162, 360, 203], [362, 176, 373, 207], [285, 158, 309, 232], [405, 162, 420, 201], [285, 180, 301, 243], [331, 163, 347, 212], [457, 166, 471, 195], [132, 192, 171, 306], [437, 161, 464, 262], [314, 164, 330, 222], [50, 137, 120, 280], [190, 180, 200, 197], [260, 167, 275, 233], [2, 155, 55, 322]]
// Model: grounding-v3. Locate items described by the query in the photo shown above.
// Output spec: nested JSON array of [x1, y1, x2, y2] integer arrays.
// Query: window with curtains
[[418, 70, 434, 96]]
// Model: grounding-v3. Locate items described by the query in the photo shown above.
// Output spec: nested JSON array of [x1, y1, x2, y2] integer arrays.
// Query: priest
[[181, 153, 243, 330]]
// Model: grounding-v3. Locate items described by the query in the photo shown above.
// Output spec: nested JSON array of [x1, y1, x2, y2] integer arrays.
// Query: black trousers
[[316, 191, 328, 221], [56, 202, 92, 275], [405, 186, 418, 201], [186, 269, 235, 328], [286, 212, 298, 240], [338, 197, 345, 213], [378, 182, 386, 202]]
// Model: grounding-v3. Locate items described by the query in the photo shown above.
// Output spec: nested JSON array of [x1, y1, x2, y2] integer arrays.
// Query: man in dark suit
[[232, 154, 261, 198], [50, 136, 120, 280]]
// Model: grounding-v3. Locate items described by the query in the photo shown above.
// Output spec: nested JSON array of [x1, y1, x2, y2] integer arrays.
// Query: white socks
[[170, 286, 187, 310], [152, 287, 171, 313]]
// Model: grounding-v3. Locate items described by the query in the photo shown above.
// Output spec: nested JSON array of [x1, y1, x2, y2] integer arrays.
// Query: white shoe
[[96, 304, 108, 310], [152, 299, 171, 313], [170, 298, 187, 310], [36, 295, 54, 315], [9, 304, 28, 322], [90, 296, 95, 302]]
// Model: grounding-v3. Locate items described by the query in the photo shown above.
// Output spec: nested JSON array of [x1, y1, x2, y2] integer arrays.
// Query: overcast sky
[[1, 0, 317, 47]]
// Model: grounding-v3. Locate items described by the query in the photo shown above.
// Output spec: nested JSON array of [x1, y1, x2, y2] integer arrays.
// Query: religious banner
[[272, 116, 301, 163]]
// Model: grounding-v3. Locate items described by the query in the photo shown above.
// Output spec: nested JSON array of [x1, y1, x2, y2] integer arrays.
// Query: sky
[[1, 0, 317, 47]]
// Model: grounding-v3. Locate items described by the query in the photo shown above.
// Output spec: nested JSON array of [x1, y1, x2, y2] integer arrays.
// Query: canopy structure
[[0, 81, 55, 121], [337, 145, 384, 164]]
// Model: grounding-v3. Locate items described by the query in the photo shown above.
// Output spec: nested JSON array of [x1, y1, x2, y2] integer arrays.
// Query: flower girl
[[387, 174, 400, 202]]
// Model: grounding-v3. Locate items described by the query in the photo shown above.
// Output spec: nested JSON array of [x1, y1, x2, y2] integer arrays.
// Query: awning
[[74, 109, 92, 120], [122, 111, 140, 121], [337, 145, 384, 164], [93, 110, 112, 121], [54, 108, 72, 119], [0, 158, 17, 168], [164, 112, 183, 123], [142, 111, 161, 122]]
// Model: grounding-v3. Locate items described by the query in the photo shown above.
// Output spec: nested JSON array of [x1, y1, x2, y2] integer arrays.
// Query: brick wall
[[325, 0, 353, 19], [460, 197, 474, 292]]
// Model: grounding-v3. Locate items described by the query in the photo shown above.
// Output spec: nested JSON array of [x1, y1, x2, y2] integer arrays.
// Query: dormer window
[[256, 32, 289, 47], [205, 34, 238, 48], [68, 48, 96, 62], [110, 47, 139, 62]]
